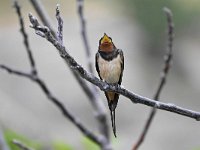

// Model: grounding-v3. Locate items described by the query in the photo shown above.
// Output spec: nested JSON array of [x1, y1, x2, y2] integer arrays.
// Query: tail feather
[[110, 109, 117, 137], [109, 100, 118, 138], [105, 92, 119, 137]]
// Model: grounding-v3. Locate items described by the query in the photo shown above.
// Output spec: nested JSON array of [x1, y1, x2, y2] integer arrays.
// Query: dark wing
[[118, 49, 124, 85], [95, 52, 102, 80]]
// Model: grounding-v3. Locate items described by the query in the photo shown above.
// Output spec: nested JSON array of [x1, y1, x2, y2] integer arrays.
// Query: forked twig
[[28, 0, 95, 107]]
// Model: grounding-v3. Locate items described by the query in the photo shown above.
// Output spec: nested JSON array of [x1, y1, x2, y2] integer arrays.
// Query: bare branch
[[29, 0, 93, 99], [77, 0, 93, 73], [0, 3, 107, 148], [29, 0, 56, 37], [28, 14, 200, 122], [133, 7, 174, 150], [14, 1, 37, 75], [12, 139, 34, 150]]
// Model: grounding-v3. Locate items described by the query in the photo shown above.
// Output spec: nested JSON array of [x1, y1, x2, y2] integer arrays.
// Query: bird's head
[[99, 33, 115, 52]]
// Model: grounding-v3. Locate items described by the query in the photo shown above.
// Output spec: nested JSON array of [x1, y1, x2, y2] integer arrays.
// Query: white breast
[[98, 55, 122, 83]]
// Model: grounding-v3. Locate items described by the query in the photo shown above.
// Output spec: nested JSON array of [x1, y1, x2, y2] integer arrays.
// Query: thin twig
[[77, 0, 93, 73], [76, 0, 110, 140], [29, 0, 56, 37], [28, 13, 200, 121], [133, 7, 174, 150], [14, 1, 37, 75], [12, 139, 34, 150], [154, 7, 174, 100], [56, 4, 63, 45], [0, 65, 32, 78]]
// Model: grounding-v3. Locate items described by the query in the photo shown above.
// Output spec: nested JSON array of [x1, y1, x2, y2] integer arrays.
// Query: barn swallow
[[95, 33, 124, 137]]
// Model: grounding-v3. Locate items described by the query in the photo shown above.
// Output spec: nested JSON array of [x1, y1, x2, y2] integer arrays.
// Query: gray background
[[0, 0, 200, 149]]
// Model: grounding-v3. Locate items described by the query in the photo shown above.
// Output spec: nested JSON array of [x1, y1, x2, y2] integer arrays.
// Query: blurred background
[[0, 0, 200, 149]]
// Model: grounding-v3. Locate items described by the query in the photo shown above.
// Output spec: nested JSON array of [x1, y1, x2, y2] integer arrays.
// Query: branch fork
[[27, 12, 200, 122]]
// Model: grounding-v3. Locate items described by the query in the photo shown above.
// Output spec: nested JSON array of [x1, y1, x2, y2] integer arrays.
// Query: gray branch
[[29, 13, 200, 122], [133, 7, 174, 150], [0, 2, 108, 149]]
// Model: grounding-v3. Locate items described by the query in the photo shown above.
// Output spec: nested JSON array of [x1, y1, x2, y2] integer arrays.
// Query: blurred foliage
[[4, 129, 42, 150], [81, 136, 118, 150], [82, 137, 100, 150], [123, 0, 200, 53], [3, 129, 102, 150], [53, 141, 74, 150]]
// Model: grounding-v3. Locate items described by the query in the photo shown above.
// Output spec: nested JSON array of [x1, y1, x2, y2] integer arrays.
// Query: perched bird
[[95, 33, 124, 137]]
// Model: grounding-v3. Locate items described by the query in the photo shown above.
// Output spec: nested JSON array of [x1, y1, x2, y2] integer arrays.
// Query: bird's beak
[[100, 33, 112, 44]]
